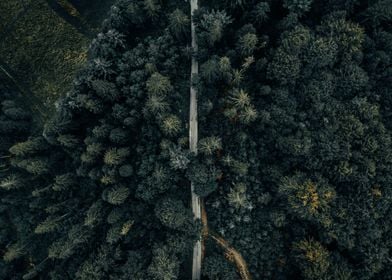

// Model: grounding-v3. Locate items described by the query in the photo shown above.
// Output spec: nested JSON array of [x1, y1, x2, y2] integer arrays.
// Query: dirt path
[[201, 205, 252, 280]]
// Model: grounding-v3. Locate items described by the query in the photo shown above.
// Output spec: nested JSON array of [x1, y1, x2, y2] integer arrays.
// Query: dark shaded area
[[69, 0, 117, 29], [45, 0, 94, 38]]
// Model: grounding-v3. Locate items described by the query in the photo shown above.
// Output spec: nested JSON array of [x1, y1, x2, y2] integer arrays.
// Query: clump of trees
[[198, 0, 392, 279], [0, 86, 34, 279], [1, 0, 392, 279]]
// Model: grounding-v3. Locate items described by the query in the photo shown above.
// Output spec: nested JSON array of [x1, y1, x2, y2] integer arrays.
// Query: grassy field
[[0, 0, 115, 119]]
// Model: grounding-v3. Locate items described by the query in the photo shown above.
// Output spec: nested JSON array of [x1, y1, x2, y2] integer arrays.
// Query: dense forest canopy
[[1, 0, 392, 279]]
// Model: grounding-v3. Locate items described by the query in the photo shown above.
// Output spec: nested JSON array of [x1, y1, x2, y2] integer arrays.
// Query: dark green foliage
[[0, 86, 79, 279], [252, 2, 270, 24], [202, 253, 237, 279], [187, 162, 219, 197], [155, 197, 191, 230], [292, 238, 331, 279], [53, 173, 76, 191], [1, 1, 196, 278], [283, 0, 313, 14], [196, 9, 232, 47], [148, 246, 179, 280], [169, 147, 190, 170], [103, 186, 130, 205], [196, 0, 392, 279], [146, 72, 173, 97], [118, 164, 133, 177], [1, 0, 392, 279], [103, 147, 130, 166], [169, 9, 190, 38], [0, 87, 33, 279], [198, 136, 222, 156]]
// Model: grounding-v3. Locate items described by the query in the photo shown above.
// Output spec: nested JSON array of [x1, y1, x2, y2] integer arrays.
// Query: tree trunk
[[190, 0, 201, 279]]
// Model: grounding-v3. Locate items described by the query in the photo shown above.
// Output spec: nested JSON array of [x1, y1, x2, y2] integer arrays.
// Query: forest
[[0, 0, 392, 279]]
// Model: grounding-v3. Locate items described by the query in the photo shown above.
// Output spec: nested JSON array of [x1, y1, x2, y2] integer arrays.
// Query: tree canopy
[[1, 0, 392, 279]]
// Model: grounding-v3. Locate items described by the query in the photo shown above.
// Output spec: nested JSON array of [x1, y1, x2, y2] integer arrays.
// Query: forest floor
[[0, 0, 115, 120]]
